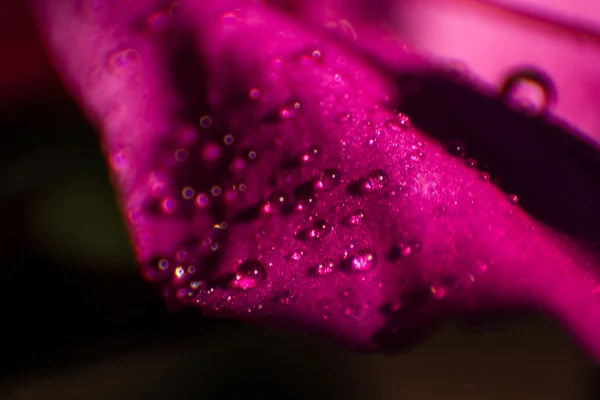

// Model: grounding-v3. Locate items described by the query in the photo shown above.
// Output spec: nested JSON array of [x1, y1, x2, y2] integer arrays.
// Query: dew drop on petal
[[507, 194, 519, 205], [348, 249, 377, 272], [359, 169, 389, 193], [304, 219, 330, 240], [430, 285, 446, 299], [233, 260, 266, 290], [478, 172, 491, 182], [342, 209, 365, 226], [500, 68, 556, 116], [313, 259, 336, 277], [446, 140, 466, 157]]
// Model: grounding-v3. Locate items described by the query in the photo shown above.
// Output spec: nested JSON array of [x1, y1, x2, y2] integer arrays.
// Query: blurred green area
[[0, 93, 597, 400]]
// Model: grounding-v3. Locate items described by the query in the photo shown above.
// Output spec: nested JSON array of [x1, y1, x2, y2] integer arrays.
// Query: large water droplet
[[348, 249, 377, 272], [232, 260, 266, 290], [500, 67, 556, 116]]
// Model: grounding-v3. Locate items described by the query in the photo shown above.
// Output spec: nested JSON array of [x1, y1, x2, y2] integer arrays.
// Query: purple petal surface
[[32, 0, 600, 359]]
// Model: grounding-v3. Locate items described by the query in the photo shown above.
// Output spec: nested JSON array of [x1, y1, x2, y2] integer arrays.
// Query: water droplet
[[500, 67, 556, 116], [314, 168, 341, 191], [466, 158, 477, 168], [199, 115, 212, 129], [312, 259, 336, 276], [161, 197, 177, 213], [478, 172, 490, 182], [287, 250, 306, 262], [249, 88, 261, 100], [348, 249, 377, 272], [446, 140, 465, 157], [233, 260, 266, 290], [342, 209, 365, 226], [359, 169, 389, 193], [181, 186, 195, 199], [507, 194, 519, 205]]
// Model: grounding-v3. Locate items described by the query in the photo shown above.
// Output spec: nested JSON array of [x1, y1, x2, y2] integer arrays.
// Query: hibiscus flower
[[30, 0, 600, 361]]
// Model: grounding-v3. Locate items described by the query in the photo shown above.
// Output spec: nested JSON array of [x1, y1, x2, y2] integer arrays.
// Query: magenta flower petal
[[33, 0, 600, 359]]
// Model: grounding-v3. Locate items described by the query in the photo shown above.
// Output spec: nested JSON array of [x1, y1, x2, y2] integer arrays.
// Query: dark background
[[1, 2, 599, 400]]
